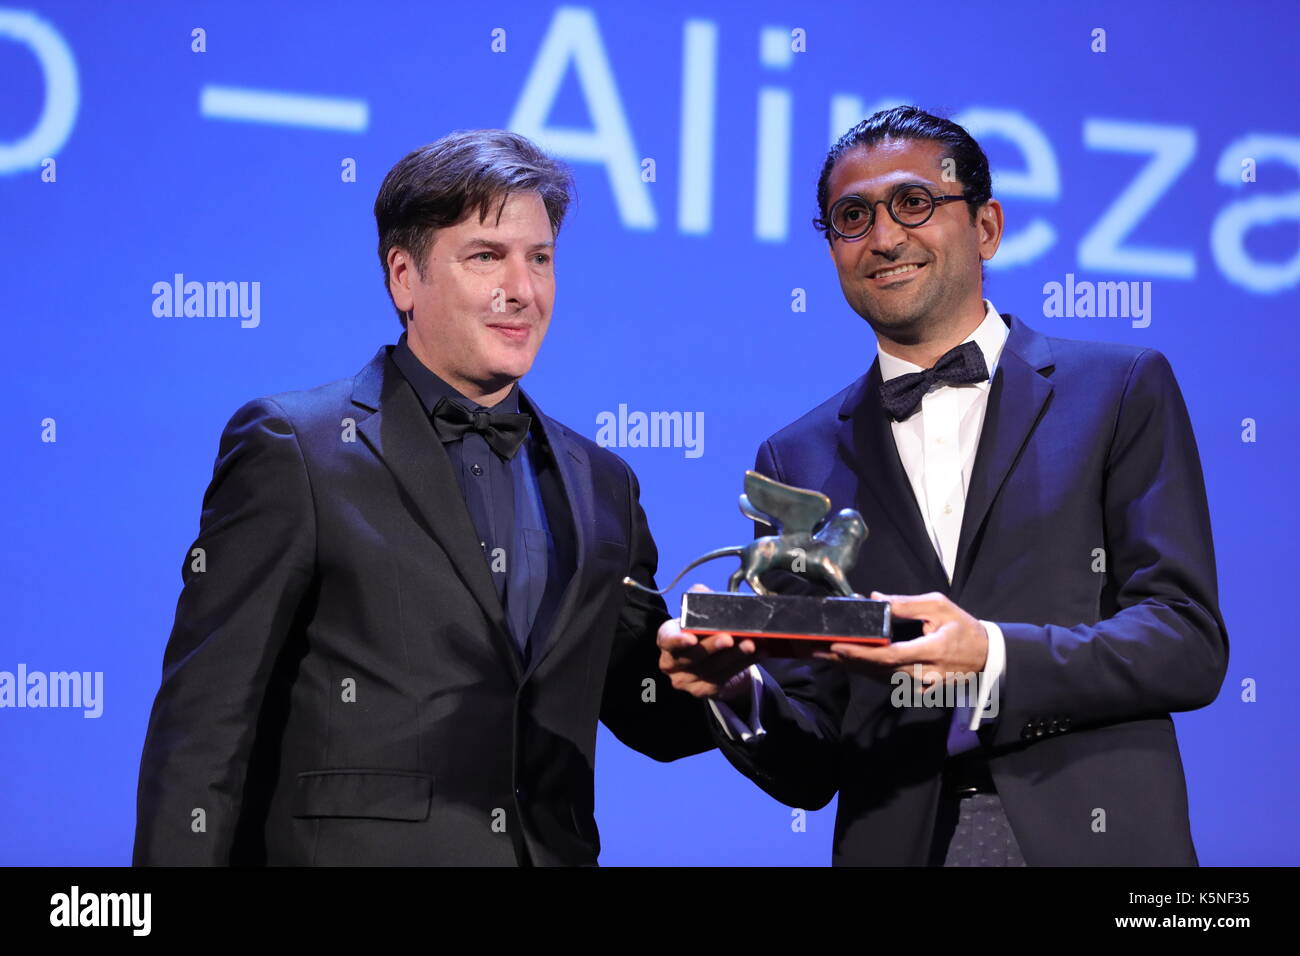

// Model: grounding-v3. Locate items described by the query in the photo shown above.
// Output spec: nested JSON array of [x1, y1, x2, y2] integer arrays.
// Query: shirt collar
[[876, 298, 1009, 385], [391, 330, 523, 416]]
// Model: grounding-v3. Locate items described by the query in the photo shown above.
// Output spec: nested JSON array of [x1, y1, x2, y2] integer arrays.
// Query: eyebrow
[[835, 177, 940, 201], [461, 238, 555, 252]]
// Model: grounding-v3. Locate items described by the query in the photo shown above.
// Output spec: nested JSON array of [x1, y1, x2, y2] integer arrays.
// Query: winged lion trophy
[[624, 471, 909, 649]]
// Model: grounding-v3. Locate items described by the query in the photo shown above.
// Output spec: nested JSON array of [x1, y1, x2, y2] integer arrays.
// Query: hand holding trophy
[[629, 471, 921, 659]]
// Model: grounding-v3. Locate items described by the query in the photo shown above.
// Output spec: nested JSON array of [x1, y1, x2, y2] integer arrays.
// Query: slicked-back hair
[[813, 106, 992, 242]]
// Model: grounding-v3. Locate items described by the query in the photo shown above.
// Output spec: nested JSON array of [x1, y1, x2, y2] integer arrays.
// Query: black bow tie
[[430, 396, 532, 461], [879, 340, 989, 422]]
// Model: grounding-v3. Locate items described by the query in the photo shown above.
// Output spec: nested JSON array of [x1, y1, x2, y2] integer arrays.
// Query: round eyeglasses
[[826, 183, 970, 240]]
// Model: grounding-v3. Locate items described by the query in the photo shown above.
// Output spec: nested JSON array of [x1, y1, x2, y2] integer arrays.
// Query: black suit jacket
[[713, 312, 1229, 865], [134, 345, 714, 866]]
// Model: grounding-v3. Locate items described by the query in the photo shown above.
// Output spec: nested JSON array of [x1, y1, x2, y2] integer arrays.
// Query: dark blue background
[[2, 0, 1296, 865]]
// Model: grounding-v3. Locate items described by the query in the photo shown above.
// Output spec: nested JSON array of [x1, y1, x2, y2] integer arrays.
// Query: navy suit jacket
[[133, 345, 714, 866], [714, 311, 1229, 865]]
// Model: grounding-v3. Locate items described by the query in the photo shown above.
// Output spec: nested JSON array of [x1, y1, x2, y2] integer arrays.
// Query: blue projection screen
[[2, 0, 1297, 866]]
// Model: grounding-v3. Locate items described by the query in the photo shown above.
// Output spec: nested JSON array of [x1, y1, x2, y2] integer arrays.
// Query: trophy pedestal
[[680, 591, 923, 655]]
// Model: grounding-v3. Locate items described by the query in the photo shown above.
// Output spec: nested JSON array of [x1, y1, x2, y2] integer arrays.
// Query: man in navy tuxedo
[[133, 130, 714, 866], [658, 106, 1228, 865]]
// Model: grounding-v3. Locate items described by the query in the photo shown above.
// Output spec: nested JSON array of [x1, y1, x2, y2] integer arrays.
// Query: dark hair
[[374, 129, 575, 326], [812, 106, 992, 241]]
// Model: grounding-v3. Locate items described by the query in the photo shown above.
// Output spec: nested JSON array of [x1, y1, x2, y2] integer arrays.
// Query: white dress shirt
[[710, 299, 1009, 750]]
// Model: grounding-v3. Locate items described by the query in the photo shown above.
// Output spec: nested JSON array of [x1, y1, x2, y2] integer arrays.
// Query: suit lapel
[[837, 363, 950, 590], [518, 393, 592, 681], [948, 313, 1055, 599], [351, 346, 523, 683], [836, 313, 1055, 599]]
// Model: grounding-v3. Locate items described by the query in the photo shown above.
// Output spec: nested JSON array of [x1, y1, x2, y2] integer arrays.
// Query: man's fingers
[[880, 630, 944, 664], [811, 647, 895, 679], [656, 615, 697, 652], [691, 647, 756, 685], [872, 590, 952, 622], [825, 641, 902, 664], [696, 631, 740, 653], [671, 630, 741, 654], [661, 644, 755, 684], [659, 628, 755, 672], [658, 633, 699, 654]]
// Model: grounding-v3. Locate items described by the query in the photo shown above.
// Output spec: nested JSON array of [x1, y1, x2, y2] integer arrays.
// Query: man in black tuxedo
[[133, 129, 714, 866], [659, 106, 1229, 865]]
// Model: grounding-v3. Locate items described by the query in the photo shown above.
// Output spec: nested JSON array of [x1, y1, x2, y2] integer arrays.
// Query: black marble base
[[680, 591, 923, 653]]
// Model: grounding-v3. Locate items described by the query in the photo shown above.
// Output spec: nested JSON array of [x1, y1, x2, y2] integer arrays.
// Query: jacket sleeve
[[133, 398, 316, 865], [706, 439, 849, 810], [595, 455, 717, 764], [598, 459, 717, 762], [987, 348, 1229, 748]]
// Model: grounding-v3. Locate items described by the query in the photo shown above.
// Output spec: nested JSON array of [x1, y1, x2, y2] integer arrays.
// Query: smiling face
[[824, 137, 1002, 348], [386, 190, 555, 406]]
